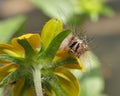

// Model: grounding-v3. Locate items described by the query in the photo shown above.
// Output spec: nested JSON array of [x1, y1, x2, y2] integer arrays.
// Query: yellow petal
[[45, 89, 52, 96], [0, 63, 18, 73], [0, 63, 18, 81], [0, 44, 16, 53], [0, 60, 11, 65], [53, 49, 70, 61], [41, 18, 62, 49], [12, 78, 25, 96], [0, 72, 8, 82], [0, 44, 22, 57], [0, 44, 13, 50], [12, 78, 35, 96], [24, 86, 36, 96], [76, 57, 86, 72], [12, 33, 41, 52], [63, 64, 84, 70], [54, 67, 80, 96]]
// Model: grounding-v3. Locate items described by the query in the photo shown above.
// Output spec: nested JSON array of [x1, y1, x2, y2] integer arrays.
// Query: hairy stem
[[33, 66, 43, 96]]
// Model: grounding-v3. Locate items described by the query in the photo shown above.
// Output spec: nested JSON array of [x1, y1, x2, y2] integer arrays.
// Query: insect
[[67, 35, 88, 57], [60, 29, 88, 58]]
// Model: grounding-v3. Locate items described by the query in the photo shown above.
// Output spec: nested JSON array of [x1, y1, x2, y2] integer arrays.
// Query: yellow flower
[[0, 18, 85, 96]]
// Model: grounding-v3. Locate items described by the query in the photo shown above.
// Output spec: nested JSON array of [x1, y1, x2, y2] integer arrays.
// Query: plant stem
[[33, 66, 43, 96]]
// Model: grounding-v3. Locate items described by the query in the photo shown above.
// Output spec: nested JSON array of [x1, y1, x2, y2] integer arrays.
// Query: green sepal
[[49, 73, 67, 96], [40, 30, 71, 61], [17, 39, 35, 57], [0, 70, 20, 87], [50, 57, 77, 69], [0, 54, 22, 64]]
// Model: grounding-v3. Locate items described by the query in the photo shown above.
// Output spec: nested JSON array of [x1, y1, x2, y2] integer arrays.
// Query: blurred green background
[[0, 0, 120, 96]]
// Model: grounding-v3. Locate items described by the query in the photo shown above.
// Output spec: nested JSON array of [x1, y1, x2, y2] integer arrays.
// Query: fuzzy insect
[[67, 35, 88, 57], [60, 29, 88, 58]]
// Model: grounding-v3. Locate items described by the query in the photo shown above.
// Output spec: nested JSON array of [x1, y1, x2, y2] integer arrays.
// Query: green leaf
[[41, 30, 71, 60], [30, 0, 75, 23], [0, 16, 26, 43], [30, 0, 114, 23]]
